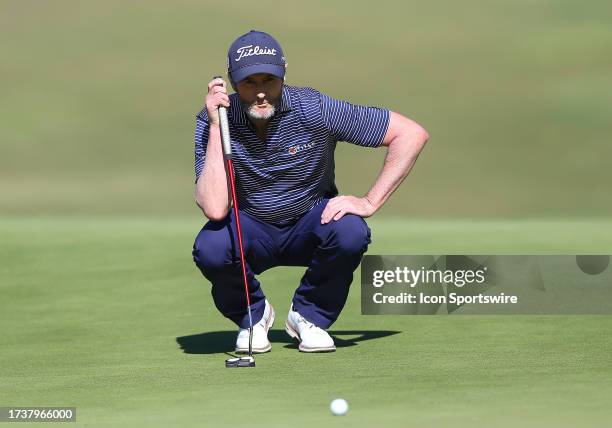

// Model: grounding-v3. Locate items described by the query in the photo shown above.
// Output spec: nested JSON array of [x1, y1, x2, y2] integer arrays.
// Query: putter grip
[[218, 106, 232, 158], [213, 75, 232, 158]]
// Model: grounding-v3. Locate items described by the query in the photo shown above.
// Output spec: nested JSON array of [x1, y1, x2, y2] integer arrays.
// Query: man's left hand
[[321, 196, 376, 224]]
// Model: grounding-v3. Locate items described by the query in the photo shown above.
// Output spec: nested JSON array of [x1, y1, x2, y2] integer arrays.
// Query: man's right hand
[[206, 77, 230, 127]]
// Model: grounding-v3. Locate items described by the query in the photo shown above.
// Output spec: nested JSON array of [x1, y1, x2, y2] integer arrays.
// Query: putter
[[215, 76, 256, 368]]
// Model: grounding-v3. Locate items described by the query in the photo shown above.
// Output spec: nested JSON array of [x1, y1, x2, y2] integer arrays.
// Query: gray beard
[[240, 97, 281, 121], [244, 101, 276, 121]]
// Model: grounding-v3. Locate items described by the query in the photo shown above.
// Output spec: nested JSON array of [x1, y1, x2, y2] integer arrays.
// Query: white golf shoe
[[235, 300, 275, 353], [285, 306, 336, 352]]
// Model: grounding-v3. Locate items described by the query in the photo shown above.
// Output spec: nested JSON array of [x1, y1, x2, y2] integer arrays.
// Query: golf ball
[[330, 398, 348, 416]]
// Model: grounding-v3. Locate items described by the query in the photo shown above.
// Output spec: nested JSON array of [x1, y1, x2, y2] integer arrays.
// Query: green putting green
[[2, 217, 611, 427]]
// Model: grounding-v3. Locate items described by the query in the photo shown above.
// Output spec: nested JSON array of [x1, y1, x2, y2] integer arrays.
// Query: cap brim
[[231, 64, 285, 83]]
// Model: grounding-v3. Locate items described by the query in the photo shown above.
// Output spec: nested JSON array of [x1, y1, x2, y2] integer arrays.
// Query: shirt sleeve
[[194, 109, 209, 183], [319, 92, 390, 147]]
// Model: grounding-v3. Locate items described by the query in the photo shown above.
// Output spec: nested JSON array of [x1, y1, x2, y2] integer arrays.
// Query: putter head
[[225, 356, 255, 368]]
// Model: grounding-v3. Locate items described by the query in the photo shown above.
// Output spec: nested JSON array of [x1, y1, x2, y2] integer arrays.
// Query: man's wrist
[[363, 195, 377, 213]]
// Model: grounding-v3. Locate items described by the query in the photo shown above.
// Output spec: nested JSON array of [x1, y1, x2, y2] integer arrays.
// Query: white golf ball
[[330, 398, 348, 416]]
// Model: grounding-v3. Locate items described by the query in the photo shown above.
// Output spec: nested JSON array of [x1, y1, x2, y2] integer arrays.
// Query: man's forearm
[[365, 129, 428, 211], [195, 124, 231, 220]]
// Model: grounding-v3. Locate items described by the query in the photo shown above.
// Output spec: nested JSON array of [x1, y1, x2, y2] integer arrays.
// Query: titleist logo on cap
[[235, 45, 277, 62]]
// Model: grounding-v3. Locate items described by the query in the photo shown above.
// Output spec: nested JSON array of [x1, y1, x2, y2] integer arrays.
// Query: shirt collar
[[229, 85, 292, 125]]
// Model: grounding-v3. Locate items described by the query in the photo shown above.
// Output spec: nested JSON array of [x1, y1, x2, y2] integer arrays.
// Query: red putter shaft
[[226, 158, 252, 312]]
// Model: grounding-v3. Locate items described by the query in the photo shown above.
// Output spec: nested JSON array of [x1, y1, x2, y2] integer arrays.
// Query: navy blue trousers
[[192, 199, 371, 329]]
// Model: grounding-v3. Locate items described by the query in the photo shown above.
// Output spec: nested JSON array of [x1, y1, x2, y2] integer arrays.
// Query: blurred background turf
[[1, 0, 611, 218]]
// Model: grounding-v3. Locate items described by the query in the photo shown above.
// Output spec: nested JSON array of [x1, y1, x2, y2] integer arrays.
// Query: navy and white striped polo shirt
[[194, 85, 390, 224]]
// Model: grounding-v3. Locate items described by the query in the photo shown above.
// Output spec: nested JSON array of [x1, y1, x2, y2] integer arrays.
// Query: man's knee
[[328, 215, 371, 256], [192, 228, 233, 273]]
